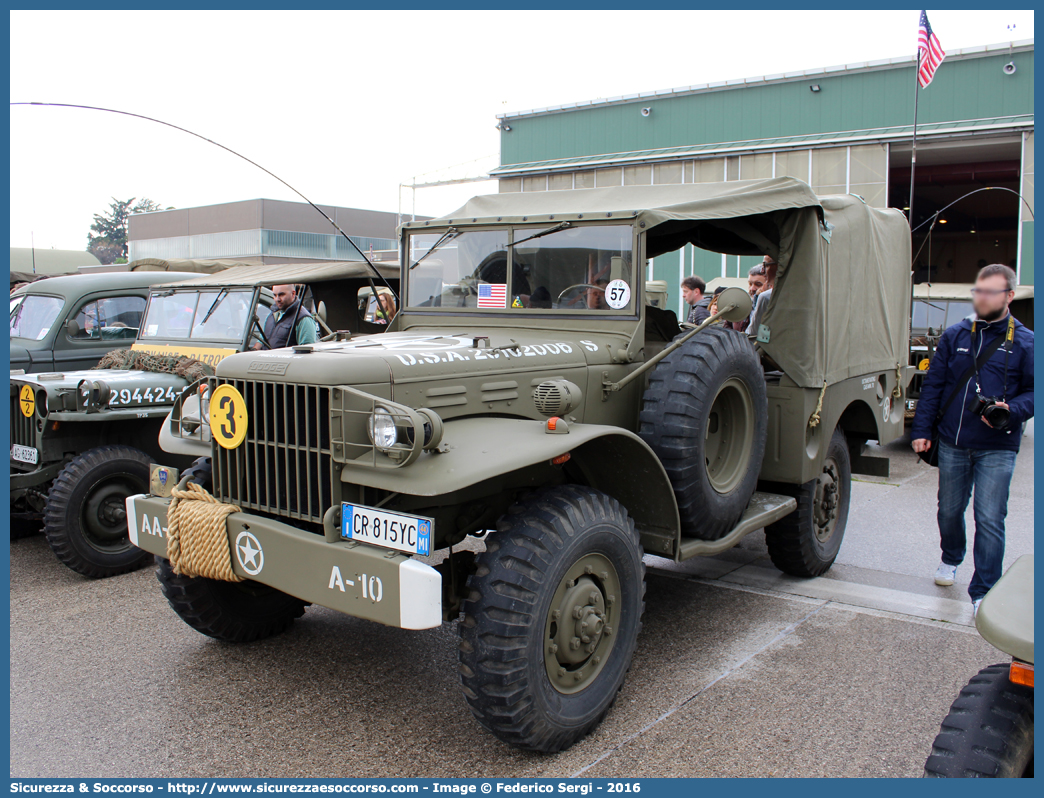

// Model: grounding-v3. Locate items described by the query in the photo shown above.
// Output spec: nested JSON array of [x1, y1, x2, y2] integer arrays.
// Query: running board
[[677, 491, 797, 561]]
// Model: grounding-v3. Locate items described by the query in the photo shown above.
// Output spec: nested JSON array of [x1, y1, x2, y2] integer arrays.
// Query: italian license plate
[[10, 444, 38, 465], [341, 503, 433, 557]]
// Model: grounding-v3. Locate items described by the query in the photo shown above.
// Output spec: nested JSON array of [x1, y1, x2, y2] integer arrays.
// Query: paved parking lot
[[9, 425, 1032, 778]]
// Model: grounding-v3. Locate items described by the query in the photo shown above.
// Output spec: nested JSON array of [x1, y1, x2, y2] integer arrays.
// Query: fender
[[339, 416, 681, 556]]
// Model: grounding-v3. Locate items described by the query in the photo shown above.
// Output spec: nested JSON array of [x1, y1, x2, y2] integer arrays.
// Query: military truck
[[129, 177, 912, 752], [10, 259, 398, 577], [9, 259, 247, 375], [10, 271, 191, 374]]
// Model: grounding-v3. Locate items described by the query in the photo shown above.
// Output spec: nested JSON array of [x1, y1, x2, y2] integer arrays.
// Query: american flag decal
[[917, 10, 945, 88], [476, 283, 508, 308]]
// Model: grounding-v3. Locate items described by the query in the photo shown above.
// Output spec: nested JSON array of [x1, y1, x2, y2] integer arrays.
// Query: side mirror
[[316, 301, 328, 325], [66, 318, 81, 338], [715, 287, 753, 323]]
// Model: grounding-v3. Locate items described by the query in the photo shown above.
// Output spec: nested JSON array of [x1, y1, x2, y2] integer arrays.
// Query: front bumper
[[125, 494, 443, 630], [10, 460, 67, 499]]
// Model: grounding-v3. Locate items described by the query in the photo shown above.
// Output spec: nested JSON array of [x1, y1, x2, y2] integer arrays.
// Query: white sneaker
[[934, 563, 958, 586], [972, 598, 982, 617]]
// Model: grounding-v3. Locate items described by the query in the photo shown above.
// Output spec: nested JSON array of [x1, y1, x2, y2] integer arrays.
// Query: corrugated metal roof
[[491, 114, 1034, 177], [9, 247, 101, 275]]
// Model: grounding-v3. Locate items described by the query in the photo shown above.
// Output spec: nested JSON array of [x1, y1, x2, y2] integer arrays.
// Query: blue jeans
[[937, 440, 1018, 600]]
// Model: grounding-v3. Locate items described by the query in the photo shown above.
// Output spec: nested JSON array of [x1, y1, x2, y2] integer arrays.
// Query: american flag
[[476, 283, 507, 308], [917, 10, 945, 88]]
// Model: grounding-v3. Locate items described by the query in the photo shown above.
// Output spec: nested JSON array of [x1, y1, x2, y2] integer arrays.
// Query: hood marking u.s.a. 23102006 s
[[245, 332, 602, 368]]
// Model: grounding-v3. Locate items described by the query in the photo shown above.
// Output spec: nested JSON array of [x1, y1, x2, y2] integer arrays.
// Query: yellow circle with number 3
[[209, 385, 248, 449], [19, 385, 35, 418]]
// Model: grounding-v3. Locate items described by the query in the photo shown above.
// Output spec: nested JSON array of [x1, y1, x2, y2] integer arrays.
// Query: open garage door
[[890, 136, 1027, 286]]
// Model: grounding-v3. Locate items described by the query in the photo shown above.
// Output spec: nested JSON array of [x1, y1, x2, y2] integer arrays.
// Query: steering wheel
[[557, 283, 605, 303]]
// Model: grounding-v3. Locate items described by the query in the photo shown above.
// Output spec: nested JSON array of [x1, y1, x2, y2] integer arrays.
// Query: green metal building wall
[[497, 46, 1033, 314], [500, 50, 1033, 166]]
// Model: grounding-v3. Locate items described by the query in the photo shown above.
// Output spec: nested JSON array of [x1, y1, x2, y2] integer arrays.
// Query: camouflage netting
[[92, 349, 214, 382]]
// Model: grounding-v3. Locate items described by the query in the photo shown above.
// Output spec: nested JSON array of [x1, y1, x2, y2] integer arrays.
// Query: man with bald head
[[259, 284, 318, 349]]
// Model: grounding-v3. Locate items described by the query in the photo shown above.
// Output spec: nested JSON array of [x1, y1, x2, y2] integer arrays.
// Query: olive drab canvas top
[[416, 177, 911, 389]]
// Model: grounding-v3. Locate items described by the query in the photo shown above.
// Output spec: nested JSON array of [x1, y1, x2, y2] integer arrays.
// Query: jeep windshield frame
[[137, 285, 271, 350], [402, 220, 640, 320]]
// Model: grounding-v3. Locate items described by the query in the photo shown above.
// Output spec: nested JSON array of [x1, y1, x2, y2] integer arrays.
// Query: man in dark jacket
[[681, 276, 710, 325], [911, 264, 1033, 614], [259, 284, 318, 349]]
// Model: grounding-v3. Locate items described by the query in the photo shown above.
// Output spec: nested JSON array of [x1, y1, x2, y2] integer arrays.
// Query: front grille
[[10, 389, 37, 460], [211, 378, 336, 527]]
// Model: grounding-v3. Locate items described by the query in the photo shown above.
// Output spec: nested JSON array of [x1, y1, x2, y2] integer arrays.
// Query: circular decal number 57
[[209, 384, 248, 449], [605, 279, 631, 310]]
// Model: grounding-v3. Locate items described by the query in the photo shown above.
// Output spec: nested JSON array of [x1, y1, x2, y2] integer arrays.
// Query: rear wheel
[[765, 427, 851, 577], [459, 485, 645, 752], [924, 663, 1034, 778], [43, 445, 152, 578]]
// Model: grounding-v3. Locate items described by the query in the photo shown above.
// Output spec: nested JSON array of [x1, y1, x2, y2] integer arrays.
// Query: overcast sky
[[9, 9, 1034, 251]]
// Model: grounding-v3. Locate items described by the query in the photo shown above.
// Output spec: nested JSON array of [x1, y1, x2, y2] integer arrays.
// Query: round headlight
[[368, 406, 398, 451]]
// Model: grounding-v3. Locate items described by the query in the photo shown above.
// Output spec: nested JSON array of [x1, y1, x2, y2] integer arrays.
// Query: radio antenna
[[11, 101, 399, 300]]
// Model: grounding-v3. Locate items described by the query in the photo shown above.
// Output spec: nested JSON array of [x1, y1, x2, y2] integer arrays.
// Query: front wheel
[[459, 485, 645, 752], [43, 445, 153, 578], [924, 663, 1034, 778], [156, 558, 308, 643], [764, 427, 851, 577]]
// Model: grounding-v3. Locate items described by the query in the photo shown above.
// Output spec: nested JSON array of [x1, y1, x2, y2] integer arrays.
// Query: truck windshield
[[912, 299, 971, 332], [10, 294, 64, 341], [407, 224, 634, 312], [140, 289, 256, 342]]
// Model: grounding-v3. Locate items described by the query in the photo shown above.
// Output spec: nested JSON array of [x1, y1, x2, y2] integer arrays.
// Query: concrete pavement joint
[[649, 565, 978, 630], [570, 601, 829, 777]]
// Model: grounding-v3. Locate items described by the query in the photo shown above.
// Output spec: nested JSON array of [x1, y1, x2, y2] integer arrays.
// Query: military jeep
[[10, 259, 398, 577], [130, 177, 912, 752]]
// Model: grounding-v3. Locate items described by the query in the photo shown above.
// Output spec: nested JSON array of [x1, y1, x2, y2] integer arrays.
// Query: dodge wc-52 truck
[[10, 259, 398, 577], [129, 177, 912, 752]]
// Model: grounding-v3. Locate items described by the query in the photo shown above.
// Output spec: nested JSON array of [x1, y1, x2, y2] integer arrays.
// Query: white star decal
[[239, 538, 260, 569], [234, 531, 264, 575]]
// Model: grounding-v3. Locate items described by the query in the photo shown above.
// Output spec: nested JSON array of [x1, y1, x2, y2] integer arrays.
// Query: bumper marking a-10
[[125, 494, 442, 630]]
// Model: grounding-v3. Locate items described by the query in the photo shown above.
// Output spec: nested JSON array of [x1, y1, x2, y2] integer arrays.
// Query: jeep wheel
[[156, 558, 307, 643], [43, 445, 153, 578], [765, 426, 851, 577], [924, 663, 1034, 778], [639, 325, 767, 541], [459, 485, 645, 752]]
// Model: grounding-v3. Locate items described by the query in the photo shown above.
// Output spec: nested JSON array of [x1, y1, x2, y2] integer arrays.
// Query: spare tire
[[639, 326, 767, 541]]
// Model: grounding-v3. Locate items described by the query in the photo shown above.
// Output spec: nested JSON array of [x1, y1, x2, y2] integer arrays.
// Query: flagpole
[[908, 49, 921, 228]]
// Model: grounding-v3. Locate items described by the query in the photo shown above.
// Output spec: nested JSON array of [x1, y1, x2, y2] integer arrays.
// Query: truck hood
[[215, 329, 611, 385]]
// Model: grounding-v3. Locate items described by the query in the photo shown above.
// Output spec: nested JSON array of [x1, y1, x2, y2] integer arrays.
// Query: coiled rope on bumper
[[166, 482, 244, 582]]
